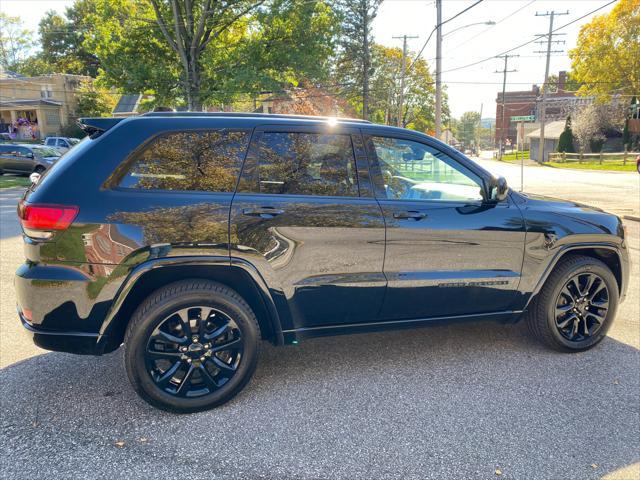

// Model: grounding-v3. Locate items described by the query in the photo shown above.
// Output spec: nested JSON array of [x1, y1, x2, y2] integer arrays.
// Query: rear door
[[364, 132, 526, 321], [230, 125, 386, 331]]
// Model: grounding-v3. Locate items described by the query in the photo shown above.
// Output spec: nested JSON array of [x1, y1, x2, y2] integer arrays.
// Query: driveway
[[1, 166, 638, 479]]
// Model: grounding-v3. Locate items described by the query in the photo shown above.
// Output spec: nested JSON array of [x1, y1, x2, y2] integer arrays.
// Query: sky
[[1, 0, 618, 119]]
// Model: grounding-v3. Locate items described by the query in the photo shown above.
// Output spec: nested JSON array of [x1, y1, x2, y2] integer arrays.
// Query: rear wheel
[[33, 165, 46, 174], [124, 280, 261, 413], [525, 255, 618, 352]]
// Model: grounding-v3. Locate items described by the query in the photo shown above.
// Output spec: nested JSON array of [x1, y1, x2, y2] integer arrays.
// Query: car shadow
[[1, 321, 638, 479]]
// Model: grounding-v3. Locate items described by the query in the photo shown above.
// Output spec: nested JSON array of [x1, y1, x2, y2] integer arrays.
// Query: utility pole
[[494, 54, 518, 161], [393, 34, 419, 127], [435, 0, 442, 138], [476, 102, 483, 156], [535, 10, 568, 163]]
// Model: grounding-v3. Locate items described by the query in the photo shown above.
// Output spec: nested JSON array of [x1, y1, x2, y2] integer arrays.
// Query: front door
[[230, 126, 386, 331], [364, 133, 526, 321]]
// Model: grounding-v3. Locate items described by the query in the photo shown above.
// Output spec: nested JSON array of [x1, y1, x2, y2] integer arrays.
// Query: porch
[[0, 99, 65, 140]]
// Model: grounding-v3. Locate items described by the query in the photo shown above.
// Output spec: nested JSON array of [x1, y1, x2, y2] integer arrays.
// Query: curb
[[623, 215, 640, 223]]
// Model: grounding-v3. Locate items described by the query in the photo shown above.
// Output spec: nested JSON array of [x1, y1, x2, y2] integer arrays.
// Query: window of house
[[118, 130, 249, 192], [369, 136, 483, 202], [250, 132, 358, 197], [46, 112, 61, 126]]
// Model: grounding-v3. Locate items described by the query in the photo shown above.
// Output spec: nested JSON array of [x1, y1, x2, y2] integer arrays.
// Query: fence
[[547, 151, 640, 165]]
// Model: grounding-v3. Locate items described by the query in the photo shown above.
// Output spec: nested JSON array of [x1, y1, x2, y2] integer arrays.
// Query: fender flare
[[97, 255, 284, 351], [522, 242, 625, 312]]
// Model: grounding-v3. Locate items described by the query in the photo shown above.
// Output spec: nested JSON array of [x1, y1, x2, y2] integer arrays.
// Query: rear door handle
[[392, 210, 427, 220], [242, 207, 285, 218]]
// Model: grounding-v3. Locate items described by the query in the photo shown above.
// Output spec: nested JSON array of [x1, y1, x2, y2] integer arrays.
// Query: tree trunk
[[362, 1, 369, 121]]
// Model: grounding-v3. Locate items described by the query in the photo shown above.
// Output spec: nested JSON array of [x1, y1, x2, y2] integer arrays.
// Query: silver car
[[0, 144, 61, 175]]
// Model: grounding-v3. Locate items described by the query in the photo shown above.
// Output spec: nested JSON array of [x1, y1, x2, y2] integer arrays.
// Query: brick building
[[495, 71, 592, 147]]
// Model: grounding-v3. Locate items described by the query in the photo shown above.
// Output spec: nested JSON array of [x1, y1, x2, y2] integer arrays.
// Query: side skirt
[[282, 310, 524, 344]]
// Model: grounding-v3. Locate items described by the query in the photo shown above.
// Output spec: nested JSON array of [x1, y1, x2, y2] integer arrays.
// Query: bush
[[557, 116, 575, 153]]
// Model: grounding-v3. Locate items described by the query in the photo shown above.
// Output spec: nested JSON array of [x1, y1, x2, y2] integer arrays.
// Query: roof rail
[[140, 111, 372, 124]]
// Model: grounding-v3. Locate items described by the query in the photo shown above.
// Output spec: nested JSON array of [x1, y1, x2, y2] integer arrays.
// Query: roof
[[0, 99, 62, 108], [526, 120, 566, 140], [0, 68, 26, 79], [113, 94, 143, 114]]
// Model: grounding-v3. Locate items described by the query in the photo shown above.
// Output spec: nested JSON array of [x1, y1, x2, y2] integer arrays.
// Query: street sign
[[510, 115, 536, 122]]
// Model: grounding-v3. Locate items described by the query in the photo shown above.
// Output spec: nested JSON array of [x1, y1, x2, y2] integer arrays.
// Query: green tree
[[36, 2, 100, 77], [569, 0, 639, 98], [148, 0, 266, 111], [361, 44, 435, 130], [335, 0, 383, 120], [457, 111, 480, 148], [557, 116, 575, 153], [75, 80, 117, 117], [0, 13, 34, 70]]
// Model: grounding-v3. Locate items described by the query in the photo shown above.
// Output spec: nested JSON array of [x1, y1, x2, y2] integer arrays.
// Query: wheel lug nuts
[[200, 356, 205, 362], [204, 343, 211, 349], [192, 336, 199, 342], [186, 358, 192, 363], [180, 346, 188, 352]]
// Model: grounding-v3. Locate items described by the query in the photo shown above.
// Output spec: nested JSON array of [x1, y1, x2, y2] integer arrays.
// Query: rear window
[[118, 130, 249, 192], [32, 146, 60, 158]]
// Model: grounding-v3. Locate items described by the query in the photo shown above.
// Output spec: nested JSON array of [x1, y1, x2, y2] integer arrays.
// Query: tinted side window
[[119, 130, 249, 192], [253, 132, 358, 197]]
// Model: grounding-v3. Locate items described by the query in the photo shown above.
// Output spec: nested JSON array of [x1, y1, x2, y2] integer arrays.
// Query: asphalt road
[[1, 163, 638, 479]]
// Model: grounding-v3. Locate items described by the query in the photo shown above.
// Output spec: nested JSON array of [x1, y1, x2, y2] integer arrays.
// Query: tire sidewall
[[544, 260, 619, 351], [125, 289, 260, 413]]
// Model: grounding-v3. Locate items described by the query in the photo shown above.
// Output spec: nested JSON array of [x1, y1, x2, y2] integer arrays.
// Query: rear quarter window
[[118, 130, 249, 192]]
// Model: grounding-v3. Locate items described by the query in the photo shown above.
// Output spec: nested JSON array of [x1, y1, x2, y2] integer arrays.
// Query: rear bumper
[[19, 310, 104, 355], [14, 262, 115, 355]]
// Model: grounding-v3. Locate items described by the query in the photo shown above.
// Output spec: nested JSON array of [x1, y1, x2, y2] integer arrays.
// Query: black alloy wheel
[[145, 306, 244, 398], [554, 272, 609, 341], [125, 280, 260, 412], [525, 254, 618, 352]]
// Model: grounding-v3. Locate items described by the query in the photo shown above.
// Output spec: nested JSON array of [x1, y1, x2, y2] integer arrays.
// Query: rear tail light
[[18, 201, 78, 239]]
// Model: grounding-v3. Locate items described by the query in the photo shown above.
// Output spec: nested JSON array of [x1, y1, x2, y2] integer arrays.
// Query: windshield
[[32, 146, 61, 158]]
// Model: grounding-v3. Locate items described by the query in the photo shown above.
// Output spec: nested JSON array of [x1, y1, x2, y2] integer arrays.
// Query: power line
[[447, 0, 538, 54], [407, 0, 485, 73], [441, 0, 617, 74]]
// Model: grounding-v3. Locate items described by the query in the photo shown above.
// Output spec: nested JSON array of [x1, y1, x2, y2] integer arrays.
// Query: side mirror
[[486, 176, 509, 202]]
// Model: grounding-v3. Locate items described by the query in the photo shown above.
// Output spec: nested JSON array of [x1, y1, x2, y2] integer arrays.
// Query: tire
[[124, 279, 261, 413], [34, 165, 46, 174], [525, 254, 619, 352]]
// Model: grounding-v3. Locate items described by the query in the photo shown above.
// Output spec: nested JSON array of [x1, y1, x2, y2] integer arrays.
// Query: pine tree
[[557, 116, 575, 153]]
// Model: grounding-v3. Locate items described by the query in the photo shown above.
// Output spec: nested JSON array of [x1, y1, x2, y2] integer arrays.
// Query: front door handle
[[242, 207, 285, 218], [392, 210, 427, 220]]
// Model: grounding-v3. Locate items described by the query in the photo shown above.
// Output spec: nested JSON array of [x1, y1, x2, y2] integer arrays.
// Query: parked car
[[16, 113, 629, 413], [44, 136, 80, 153], [0, 144, 61, 175]]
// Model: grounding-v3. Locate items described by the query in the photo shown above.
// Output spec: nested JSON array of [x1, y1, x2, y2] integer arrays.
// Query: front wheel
[[525, 255, 619, 352], [124, 280, 261, 413]]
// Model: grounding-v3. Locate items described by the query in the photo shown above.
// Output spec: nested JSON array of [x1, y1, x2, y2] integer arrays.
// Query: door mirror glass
[[487, 176, 509, 202]]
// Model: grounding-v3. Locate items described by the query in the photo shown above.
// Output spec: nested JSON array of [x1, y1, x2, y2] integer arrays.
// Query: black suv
[[15, 113, 629, 412]]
